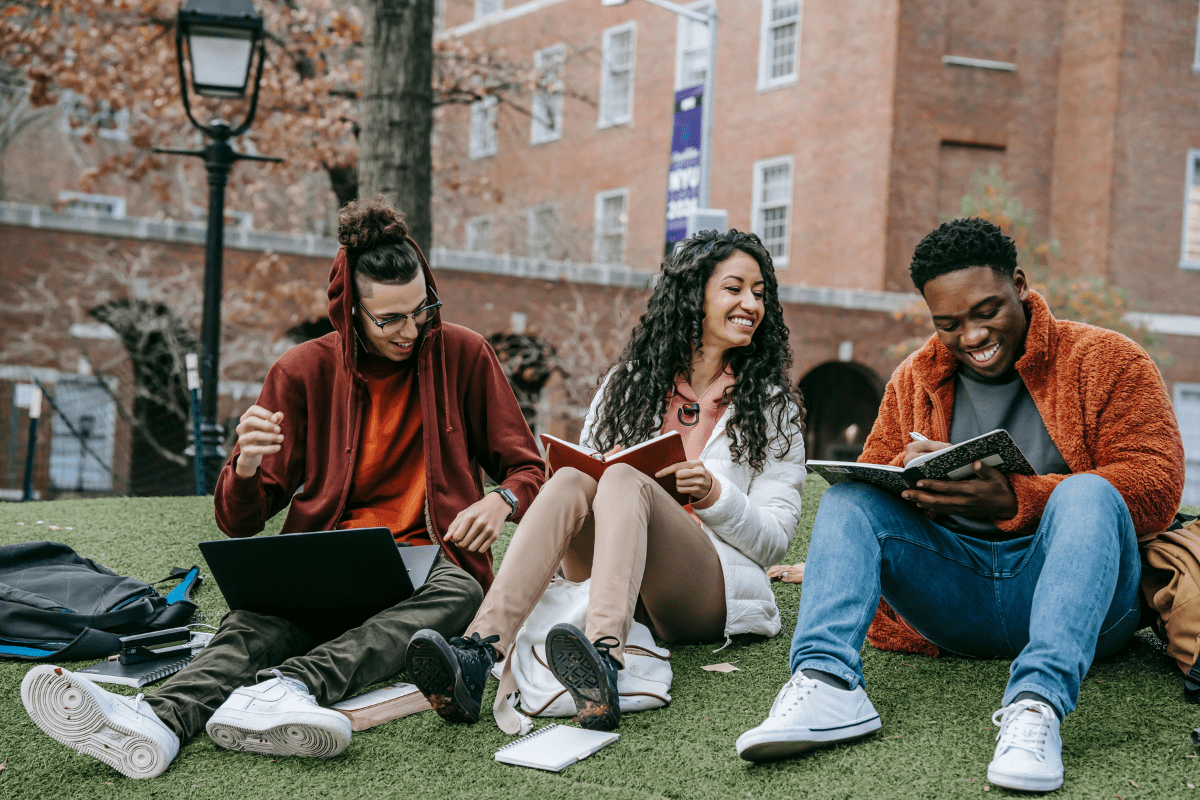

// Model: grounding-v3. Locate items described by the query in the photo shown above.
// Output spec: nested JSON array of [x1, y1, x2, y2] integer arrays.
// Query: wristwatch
[[495, 487, 519, 521]]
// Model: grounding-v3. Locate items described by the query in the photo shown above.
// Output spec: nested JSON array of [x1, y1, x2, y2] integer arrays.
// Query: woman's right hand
[[234, 405, 284, 478]]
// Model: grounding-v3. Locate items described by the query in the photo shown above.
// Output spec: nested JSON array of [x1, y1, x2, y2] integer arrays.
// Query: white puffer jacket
[[579, 380, 806, 641]]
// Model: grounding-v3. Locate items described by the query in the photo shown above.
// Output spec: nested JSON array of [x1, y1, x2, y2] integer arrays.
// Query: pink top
[[661, 369, 735, 510]]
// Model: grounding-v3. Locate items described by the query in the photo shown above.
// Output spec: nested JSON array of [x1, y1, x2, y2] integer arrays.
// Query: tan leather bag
[[1138, 513, 1200, 695]]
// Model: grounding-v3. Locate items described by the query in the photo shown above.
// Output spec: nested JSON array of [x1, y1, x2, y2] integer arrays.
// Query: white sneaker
[[736, 672, 881, 762], [205, 670, 351, 758], [987, 699, 1064, 792], [21, 664, 180, 779]]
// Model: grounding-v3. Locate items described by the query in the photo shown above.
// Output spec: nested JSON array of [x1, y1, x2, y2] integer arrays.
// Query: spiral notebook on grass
[[494, 723, 619, 772], [806, 428, 1036, 496]]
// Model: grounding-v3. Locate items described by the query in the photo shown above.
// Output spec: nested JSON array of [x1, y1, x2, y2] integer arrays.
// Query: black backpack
[[0, 541, 201, 662]]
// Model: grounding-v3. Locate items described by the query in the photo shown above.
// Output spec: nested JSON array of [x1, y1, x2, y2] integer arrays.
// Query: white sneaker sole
[[206, 711, 350, 758], [736, 716, 882, 762], [987, 764, 1064, 793], [21, 665, 173, 779]]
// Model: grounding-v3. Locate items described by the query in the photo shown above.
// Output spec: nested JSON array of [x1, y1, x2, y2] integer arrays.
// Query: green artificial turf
[[1, 486, 1198, 799]]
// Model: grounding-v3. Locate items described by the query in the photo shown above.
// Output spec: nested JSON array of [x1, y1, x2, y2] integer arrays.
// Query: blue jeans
[[789, 473, 1141, 718]]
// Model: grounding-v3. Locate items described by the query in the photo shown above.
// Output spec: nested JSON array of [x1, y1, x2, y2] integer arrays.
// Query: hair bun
[[337, 195, 410, 252]]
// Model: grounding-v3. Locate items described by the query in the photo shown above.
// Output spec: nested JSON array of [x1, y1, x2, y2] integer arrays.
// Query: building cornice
[[5, 201, 1198, 333]]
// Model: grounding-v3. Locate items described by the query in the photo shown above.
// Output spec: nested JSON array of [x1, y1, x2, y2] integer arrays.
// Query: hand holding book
[[901, 460, 1020, 519]]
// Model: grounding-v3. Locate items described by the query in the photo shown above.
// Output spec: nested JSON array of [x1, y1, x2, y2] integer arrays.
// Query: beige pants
[[469, 464, 727, 665]]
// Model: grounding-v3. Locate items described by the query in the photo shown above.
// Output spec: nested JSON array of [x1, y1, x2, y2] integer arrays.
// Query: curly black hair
[[588, 230, 805, 473], [909, 217, 1017, 293], [337, 195, 422, 294]]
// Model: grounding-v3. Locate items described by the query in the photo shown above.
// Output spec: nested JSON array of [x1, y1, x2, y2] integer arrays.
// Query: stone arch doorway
[[798, 362, 885, 462]]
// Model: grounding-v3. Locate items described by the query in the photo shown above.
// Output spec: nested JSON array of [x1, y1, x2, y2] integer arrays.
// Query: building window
[[599, 23, 636, 128], [1183, 150, 1200, 269], [528, 204, 557, 259], [751, 156, 793, 266], [469, 96, 498, 159], [60, 91, 130, 142], [531, 44, 566, 145], [675, 2, 712, 90], [48, 379, 117, 493], [57, 191, 126, 219], [1177, 382, 1200, 506], [1194, 1, 1200, 72], [758, 0, 801, 90], [466, 216, 491, 252], [475, 0, 502, 19], [594, 189, 628, 264]]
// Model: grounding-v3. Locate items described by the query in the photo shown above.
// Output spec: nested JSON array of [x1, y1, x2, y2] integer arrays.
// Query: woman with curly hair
[[408, 229, 807, 732]]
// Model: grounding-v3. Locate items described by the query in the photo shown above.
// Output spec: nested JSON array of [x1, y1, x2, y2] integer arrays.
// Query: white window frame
[[751, 155, 794, 267], [674, 1, 713, 91], [1176, 382, 1200, 507], [593, 189, 629, 265], [757, 0, 802, 92], [527, 203, 557, 259], [598, 22, 636, 129], [1181, 149, 1200, 270], [1194, 1, 1200, 72], [474, 0, 502, 20], [57, 191, 126, 219], [468, 95, 499, 159], [465, 215, 492, 252], [59, 91, 130, 142], [531, 44, 566, 145]]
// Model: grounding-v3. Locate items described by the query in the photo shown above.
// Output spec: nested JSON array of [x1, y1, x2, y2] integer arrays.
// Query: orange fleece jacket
[[861, 291, 1185, 656]]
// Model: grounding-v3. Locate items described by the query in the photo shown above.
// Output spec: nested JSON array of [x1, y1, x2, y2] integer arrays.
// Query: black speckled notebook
[[807, 429, 1035, 495]]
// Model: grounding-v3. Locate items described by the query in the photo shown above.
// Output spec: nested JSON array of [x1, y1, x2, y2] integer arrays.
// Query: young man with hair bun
[[20, 196, 545, 779], [738, 217, 1184, 793]]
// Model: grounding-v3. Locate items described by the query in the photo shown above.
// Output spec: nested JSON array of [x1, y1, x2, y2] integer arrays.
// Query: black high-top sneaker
[[405, 630, 499, 724], [545, 623, 621, 731]]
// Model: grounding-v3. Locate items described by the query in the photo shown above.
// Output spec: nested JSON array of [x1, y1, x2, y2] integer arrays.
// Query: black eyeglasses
[[356, 288, 442, 332]]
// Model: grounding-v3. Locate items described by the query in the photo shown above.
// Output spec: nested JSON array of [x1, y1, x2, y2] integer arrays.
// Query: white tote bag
[[492, 577, 673, 735]]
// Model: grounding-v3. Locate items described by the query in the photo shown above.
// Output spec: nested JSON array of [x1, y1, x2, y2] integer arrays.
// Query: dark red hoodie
[[213, 240, 546, 591]]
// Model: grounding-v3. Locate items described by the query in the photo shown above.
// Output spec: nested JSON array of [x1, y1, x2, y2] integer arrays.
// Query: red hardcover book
[[539, 431, 690, 505]]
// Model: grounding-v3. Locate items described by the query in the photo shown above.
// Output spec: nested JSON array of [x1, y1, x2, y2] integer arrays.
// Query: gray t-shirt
[[944, 366, 1069, 536]]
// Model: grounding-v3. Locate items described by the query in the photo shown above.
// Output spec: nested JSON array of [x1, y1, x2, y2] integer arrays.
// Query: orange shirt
[[337, 353, 430, 545]]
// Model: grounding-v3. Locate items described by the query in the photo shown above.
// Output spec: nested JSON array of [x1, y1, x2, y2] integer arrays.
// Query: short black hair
[[909, 218, 1018, 293]]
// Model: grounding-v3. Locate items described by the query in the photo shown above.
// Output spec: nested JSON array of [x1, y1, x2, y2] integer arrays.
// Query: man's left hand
[[444, 492, 511, 552], [901, 461, 1018, 519]]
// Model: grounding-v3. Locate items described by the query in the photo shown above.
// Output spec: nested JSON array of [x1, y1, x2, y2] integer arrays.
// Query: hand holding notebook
[[540, 431, 690, 504]]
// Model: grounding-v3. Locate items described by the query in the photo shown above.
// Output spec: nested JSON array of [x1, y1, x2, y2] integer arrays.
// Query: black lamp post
[[156, 0, 282, 490]]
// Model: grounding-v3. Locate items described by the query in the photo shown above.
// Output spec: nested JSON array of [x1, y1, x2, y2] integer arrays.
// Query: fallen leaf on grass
[[983, 786, 990, 792], [701, 662, 740, 673], [899, 662, 918, 670], [0, 758, 7, 771], [1188, 783, 1195, 789], [1129, 780, 1140, 788]]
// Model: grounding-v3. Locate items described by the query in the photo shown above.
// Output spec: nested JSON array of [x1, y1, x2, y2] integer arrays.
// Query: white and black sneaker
[[987, 699, 1064, 792], [736, 672, 881, 762], [21, 664, 180, 779], [205, 670, 351, 758]]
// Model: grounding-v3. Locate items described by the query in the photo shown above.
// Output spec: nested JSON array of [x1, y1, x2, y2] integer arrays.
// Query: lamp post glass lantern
[[157, 0, 280, 493]]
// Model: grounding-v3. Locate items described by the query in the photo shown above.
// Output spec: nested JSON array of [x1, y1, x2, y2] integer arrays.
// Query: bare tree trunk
[[359, 0, 435, 255]]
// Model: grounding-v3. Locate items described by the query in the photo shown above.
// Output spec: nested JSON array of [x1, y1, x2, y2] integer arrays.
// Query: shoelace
[[773, 672, 817, 715], [449, 632, 501, 661], [992, 701, 1054, 760], [590, 636, 623, 672], [270, 668, 317, 705]]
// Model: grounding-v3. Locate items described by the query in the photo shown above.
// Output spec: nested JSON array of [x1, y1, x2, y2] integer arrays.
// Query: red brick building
[[2, 0, 1199, 503]]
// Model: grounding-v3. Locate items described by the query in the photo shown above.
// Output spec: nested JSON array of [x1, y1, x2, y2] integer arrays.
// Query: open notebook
[[494, 723, 619, 772]]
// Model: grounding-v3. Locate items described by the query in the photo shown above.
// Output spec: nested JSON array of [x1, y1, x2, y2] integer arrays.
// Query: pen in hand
[[909, 431, 928, 442]]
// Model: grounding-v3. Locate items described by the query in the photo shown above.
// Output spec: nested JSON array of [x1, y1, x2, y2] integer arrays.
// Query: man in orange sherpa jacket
[[737, 218, 1184, 793]]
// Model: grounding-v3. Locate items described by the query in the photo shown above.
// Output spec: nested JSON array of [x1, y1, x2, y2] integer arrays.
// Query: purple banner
[[664, 85, 704, 246]]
